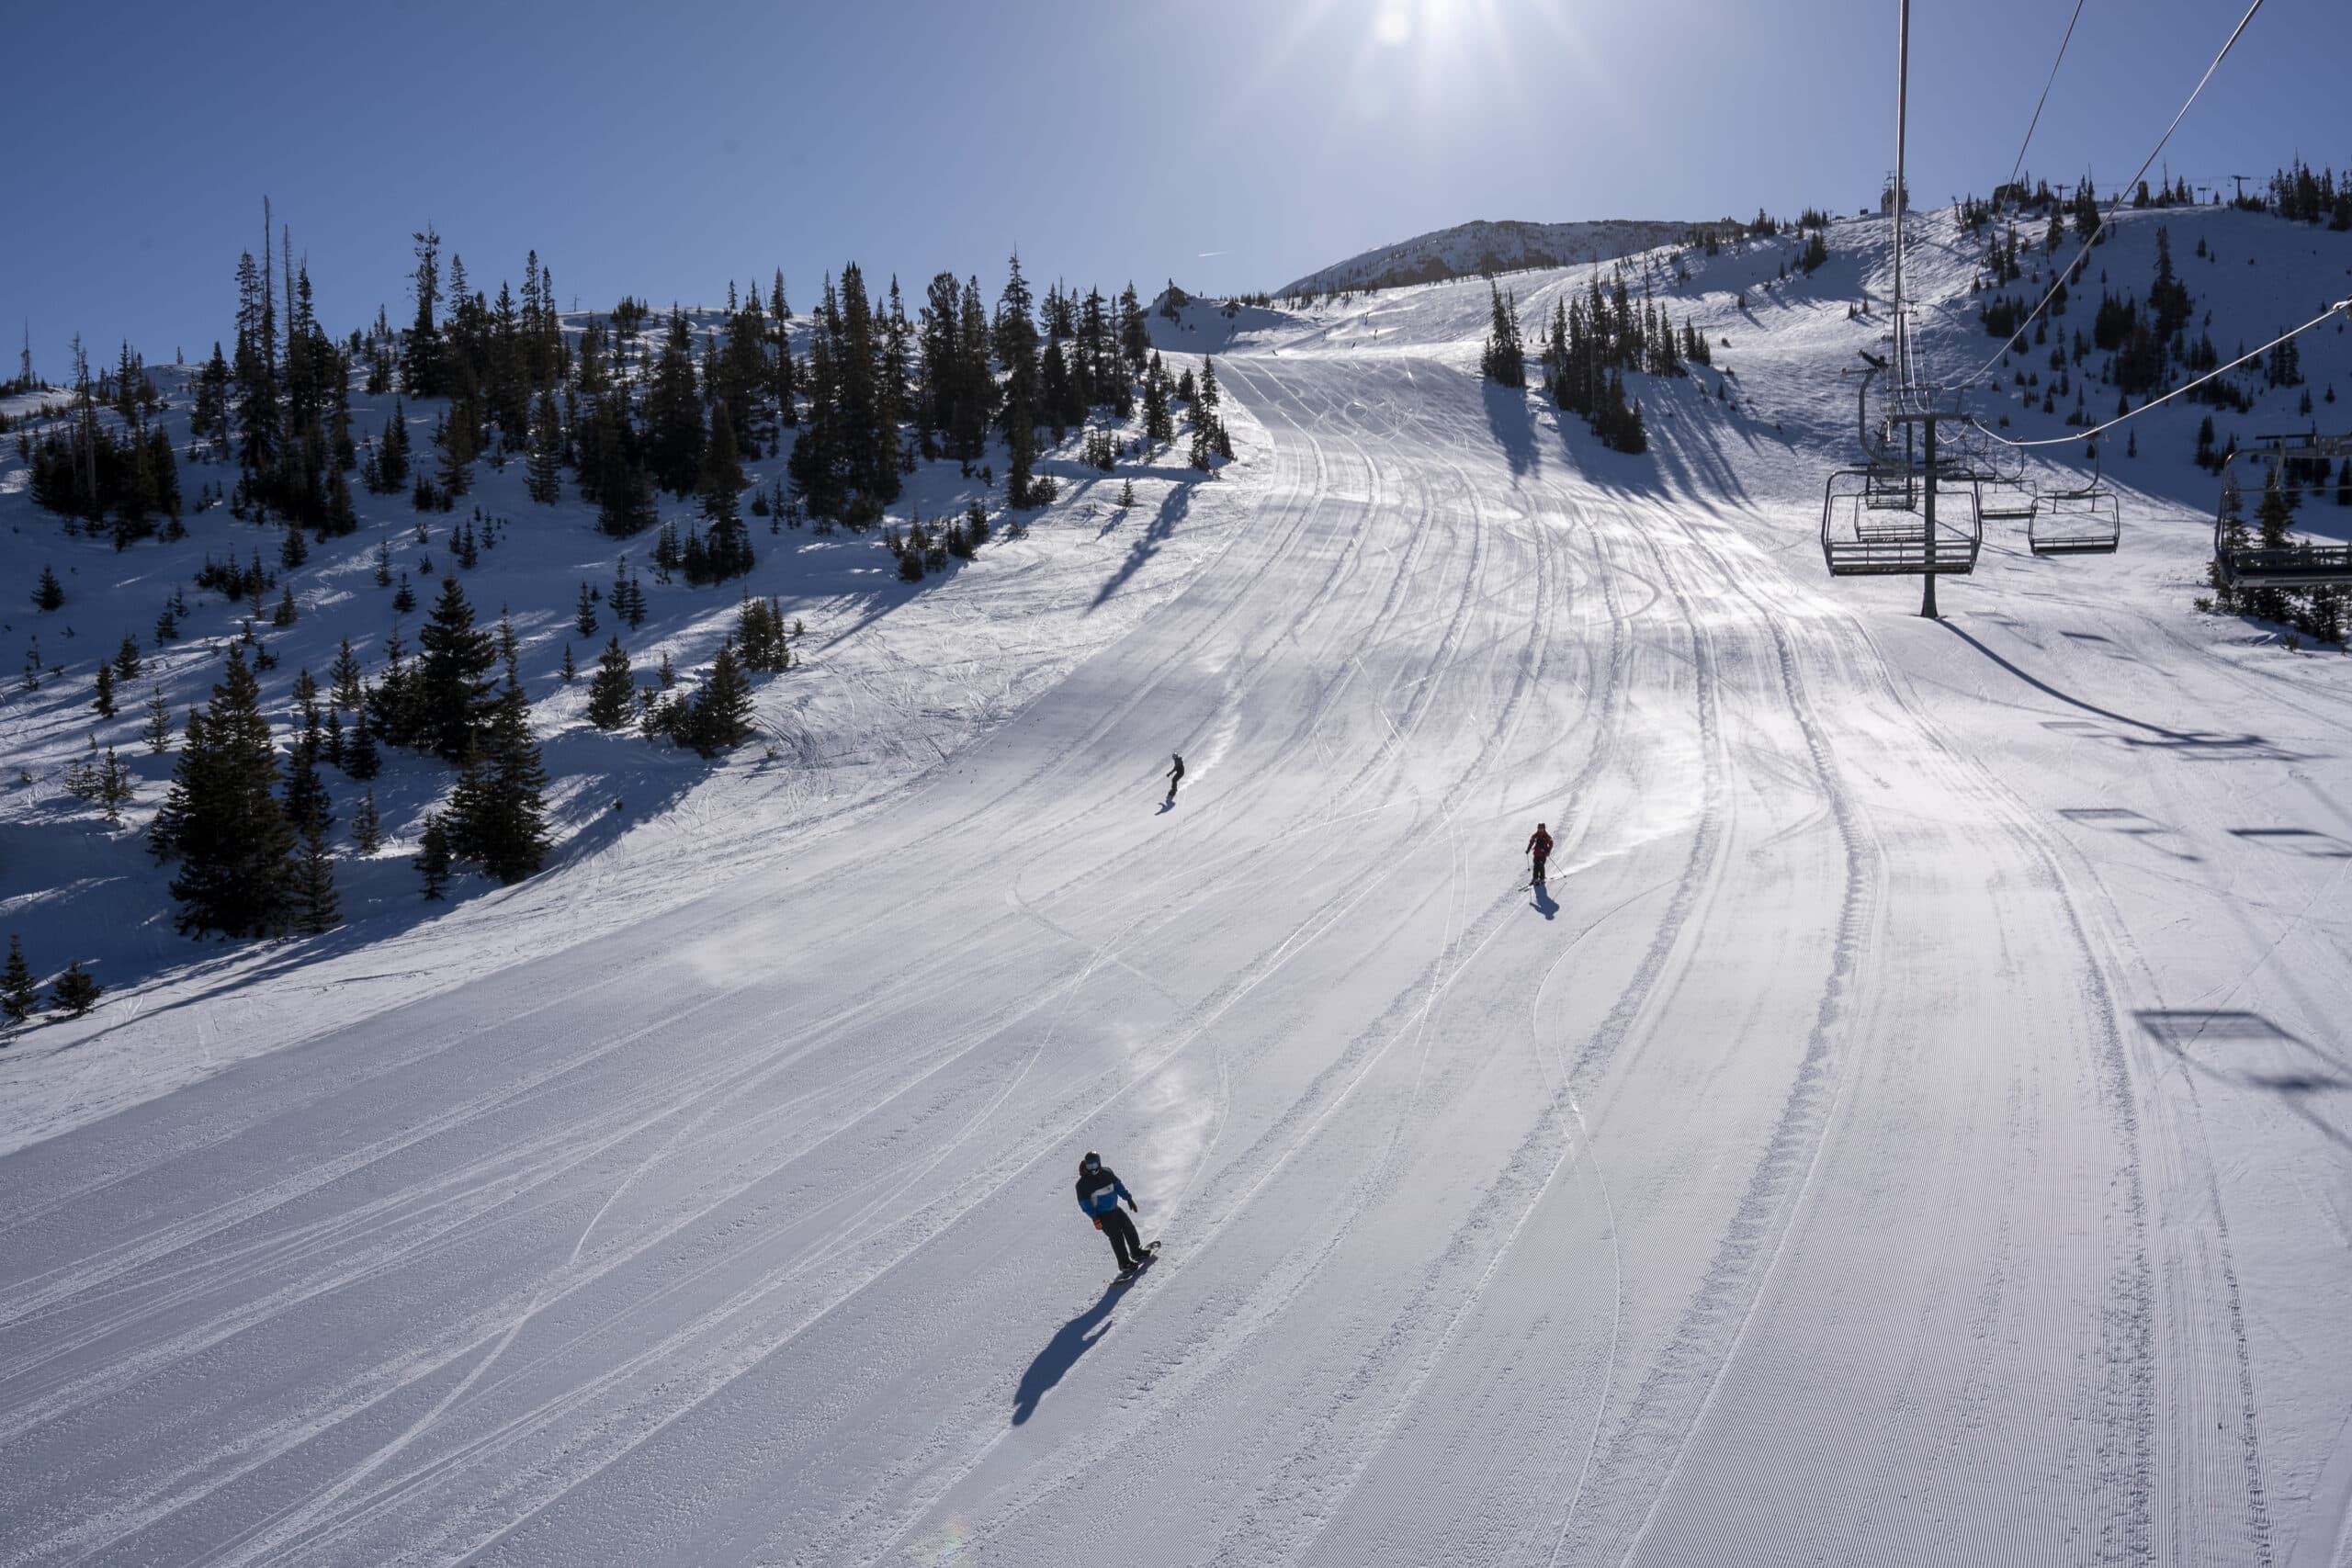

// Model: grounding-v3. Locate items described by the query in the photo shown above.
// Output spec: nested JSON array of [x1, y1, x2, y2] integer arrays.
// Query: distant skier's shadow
[[1012, 1283, 1124, 1426], [1158, 796, 1176, 814], [1532, 883, 1558, 919]]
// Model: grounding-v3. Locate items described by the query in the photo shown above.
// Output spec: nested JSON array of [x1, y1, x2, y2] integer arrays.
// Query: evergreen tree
[[561, 642, 578, 682], [282, 738, 333, 837], [416, 812, 453, 899], [1482, 283, 1527, 387], [684, 639, 755, 756], [462, 667, 552, 882], [586, 637, 636, 728], [342, 702, 380, 779], [150, 647, 298, 937], [526, 390, 563, 504], [414, 575, 498, 761], [576, 581, 599, 637], [113, 635, 142, 681], [291, 820, 340, 934], [402, 229, 446, 398], [644, 310, 707, 494], [48, 961, 101, 1018], [94, 662, 117, 718], [2, 933, 38, 1025], [330, 638, 364, 708], [34, 564, 63, 612], [144, 684, 174, 753], [352, 787, 382, 853]]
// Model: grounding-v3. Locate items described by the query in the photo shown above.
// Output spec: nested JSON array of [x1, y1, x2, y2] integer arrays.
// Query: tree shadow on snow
[[1090, 482, 1193, 613], [1484, 379, 1539, 481], [11, 753, 699, 1058], [1012, 1281, 1125, 1425]]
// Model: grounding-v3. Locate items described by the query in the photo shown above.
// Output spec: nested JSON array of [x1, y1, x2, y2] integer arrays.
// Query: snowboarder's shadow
[[1532, 883, 1557, 919], [1012, 1282, 1124, 1425]]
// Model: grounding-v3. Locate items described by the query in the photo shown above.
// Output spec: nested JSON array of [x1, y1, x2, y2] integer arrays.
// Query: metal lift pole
[[1922, 414, 1939, 617]]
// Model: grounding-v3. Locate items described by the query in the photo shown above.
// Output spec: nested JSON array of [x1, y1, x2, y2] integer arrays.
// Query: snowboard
[[1115, 1242, 1161, 1283]]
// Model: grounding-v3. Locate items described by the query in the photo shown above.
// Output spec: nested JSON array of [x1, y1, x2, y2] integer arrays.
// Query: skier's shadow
[[1532, 883, 1557, 919], [1012, 1283, 1124, 1426], [1158, 796, 1176, 814]]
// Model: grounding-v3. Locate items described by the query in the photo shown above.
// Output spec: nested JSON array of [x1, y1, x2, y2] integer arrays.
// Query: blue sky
[[5, 0, 2344, 373]]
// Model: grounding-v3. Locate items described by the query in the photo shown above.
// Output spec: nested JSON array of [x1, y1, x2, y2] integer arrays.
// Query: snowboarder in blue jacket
[[1076, 1151, 1150, 1275]]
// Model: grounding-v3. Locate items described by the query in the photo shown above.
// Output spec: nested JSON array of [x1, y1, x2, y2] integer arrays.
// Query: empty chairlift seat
[[1821, 468, 1984, 577], [2029, 479, 2120, 555], [2212, 436, 2352, 588]]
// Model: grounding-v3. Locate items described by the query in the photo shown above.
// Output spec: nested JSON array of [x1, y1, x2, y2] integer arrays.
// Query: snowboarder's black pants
[[1101, 1207, 1146, 1269], [1532, 855, 1548, 886]]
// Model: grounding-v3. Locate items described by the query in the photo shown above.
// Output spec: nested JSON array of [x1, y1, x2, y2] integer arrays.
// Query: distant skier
[[1165, 752, 1185, 804], [1526, 822, 1554, 888], [1076, 1151, 1152, 1277]]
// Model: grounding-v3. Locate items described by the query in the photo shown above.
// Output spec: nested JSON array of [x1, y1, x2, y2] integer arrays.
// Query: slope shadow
[[2136, 1009, 2350, 1152], [12, 759, 701, 1056], [1012, 1281, 1125, 1426], [1091, 482, 1194, 612], [1938, 621, 2301, 760]]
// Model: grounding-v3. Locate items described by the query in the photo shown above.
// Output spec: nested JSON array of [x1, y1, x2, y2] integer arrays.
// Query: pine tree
[[144, 684, 173, 752], [576, 581, 599, 637], [526, 389, 563, 504], [462, 666, 552, 881], [291, 820, 340, 934], [416, 812, 453, 899], [329, 638, 363, 708], [352, 787, 382, 853], [393, 574, 416, 615], [48, 961, 101, 1018], [94, 661, 117, 718], [34, 564, 63, 612], [113, 635, 142, 681], [414, 575, 498, 761], [586, 637, 636, 728], [684, 640, 755, 756], [150, 646, 298, 937], [282, 737, 333, 837], [560, 642, 578, 682], [273, 584, 300, 626], [2, 933, 38, 1025]]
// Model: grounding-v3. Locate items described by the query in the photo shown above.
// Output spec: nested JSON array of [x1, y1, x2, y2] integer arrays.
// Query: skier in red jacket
[[1526, 823, 1554, 888]]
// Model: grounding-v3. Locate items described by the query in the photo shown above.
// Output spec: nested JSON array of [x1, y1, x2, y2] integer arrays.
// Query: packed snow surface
[[4, 209, 2352, 1565]]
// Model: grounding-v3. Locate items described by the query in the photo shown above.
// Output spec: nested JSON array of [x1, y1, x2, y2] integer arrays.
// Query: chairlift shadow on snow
[[2054, 807, 2199, 862], [1939, 621, 2303, 761], [2135, 1009, 2350, 1151], [1012, 1280, 1125, 1426]]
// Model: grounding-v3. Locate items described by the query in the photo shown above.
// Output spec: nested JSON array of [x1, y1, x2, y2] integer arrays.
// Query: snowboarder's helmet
[[1081, 1151, 1101, 1170]]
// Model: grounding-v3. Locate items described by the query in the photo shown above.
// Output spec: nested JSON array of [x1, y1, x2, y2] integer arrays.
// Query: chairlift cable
[[1975, 297, 2350, 450], [1953, 0, 2267, 395], [2004, 0, 2090, 198]]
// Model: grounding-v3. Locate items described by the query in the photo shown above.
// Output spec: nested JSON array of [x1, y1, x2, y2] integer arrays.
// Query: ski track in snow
[[4, 207, 2350, 1565]]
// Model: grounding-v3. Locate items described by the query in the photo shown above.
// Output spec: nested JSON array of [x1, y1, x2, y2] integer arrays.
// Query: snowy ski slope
[[3, 210, 2350, 1564]]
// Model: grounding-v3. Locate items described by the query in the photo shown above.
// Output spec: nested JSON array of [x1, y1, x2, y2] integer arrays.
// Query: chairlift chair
[[2212, 435, 2352, 587], [2029, 468, 2120, 555], [1821, 468, 1984, 577]]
